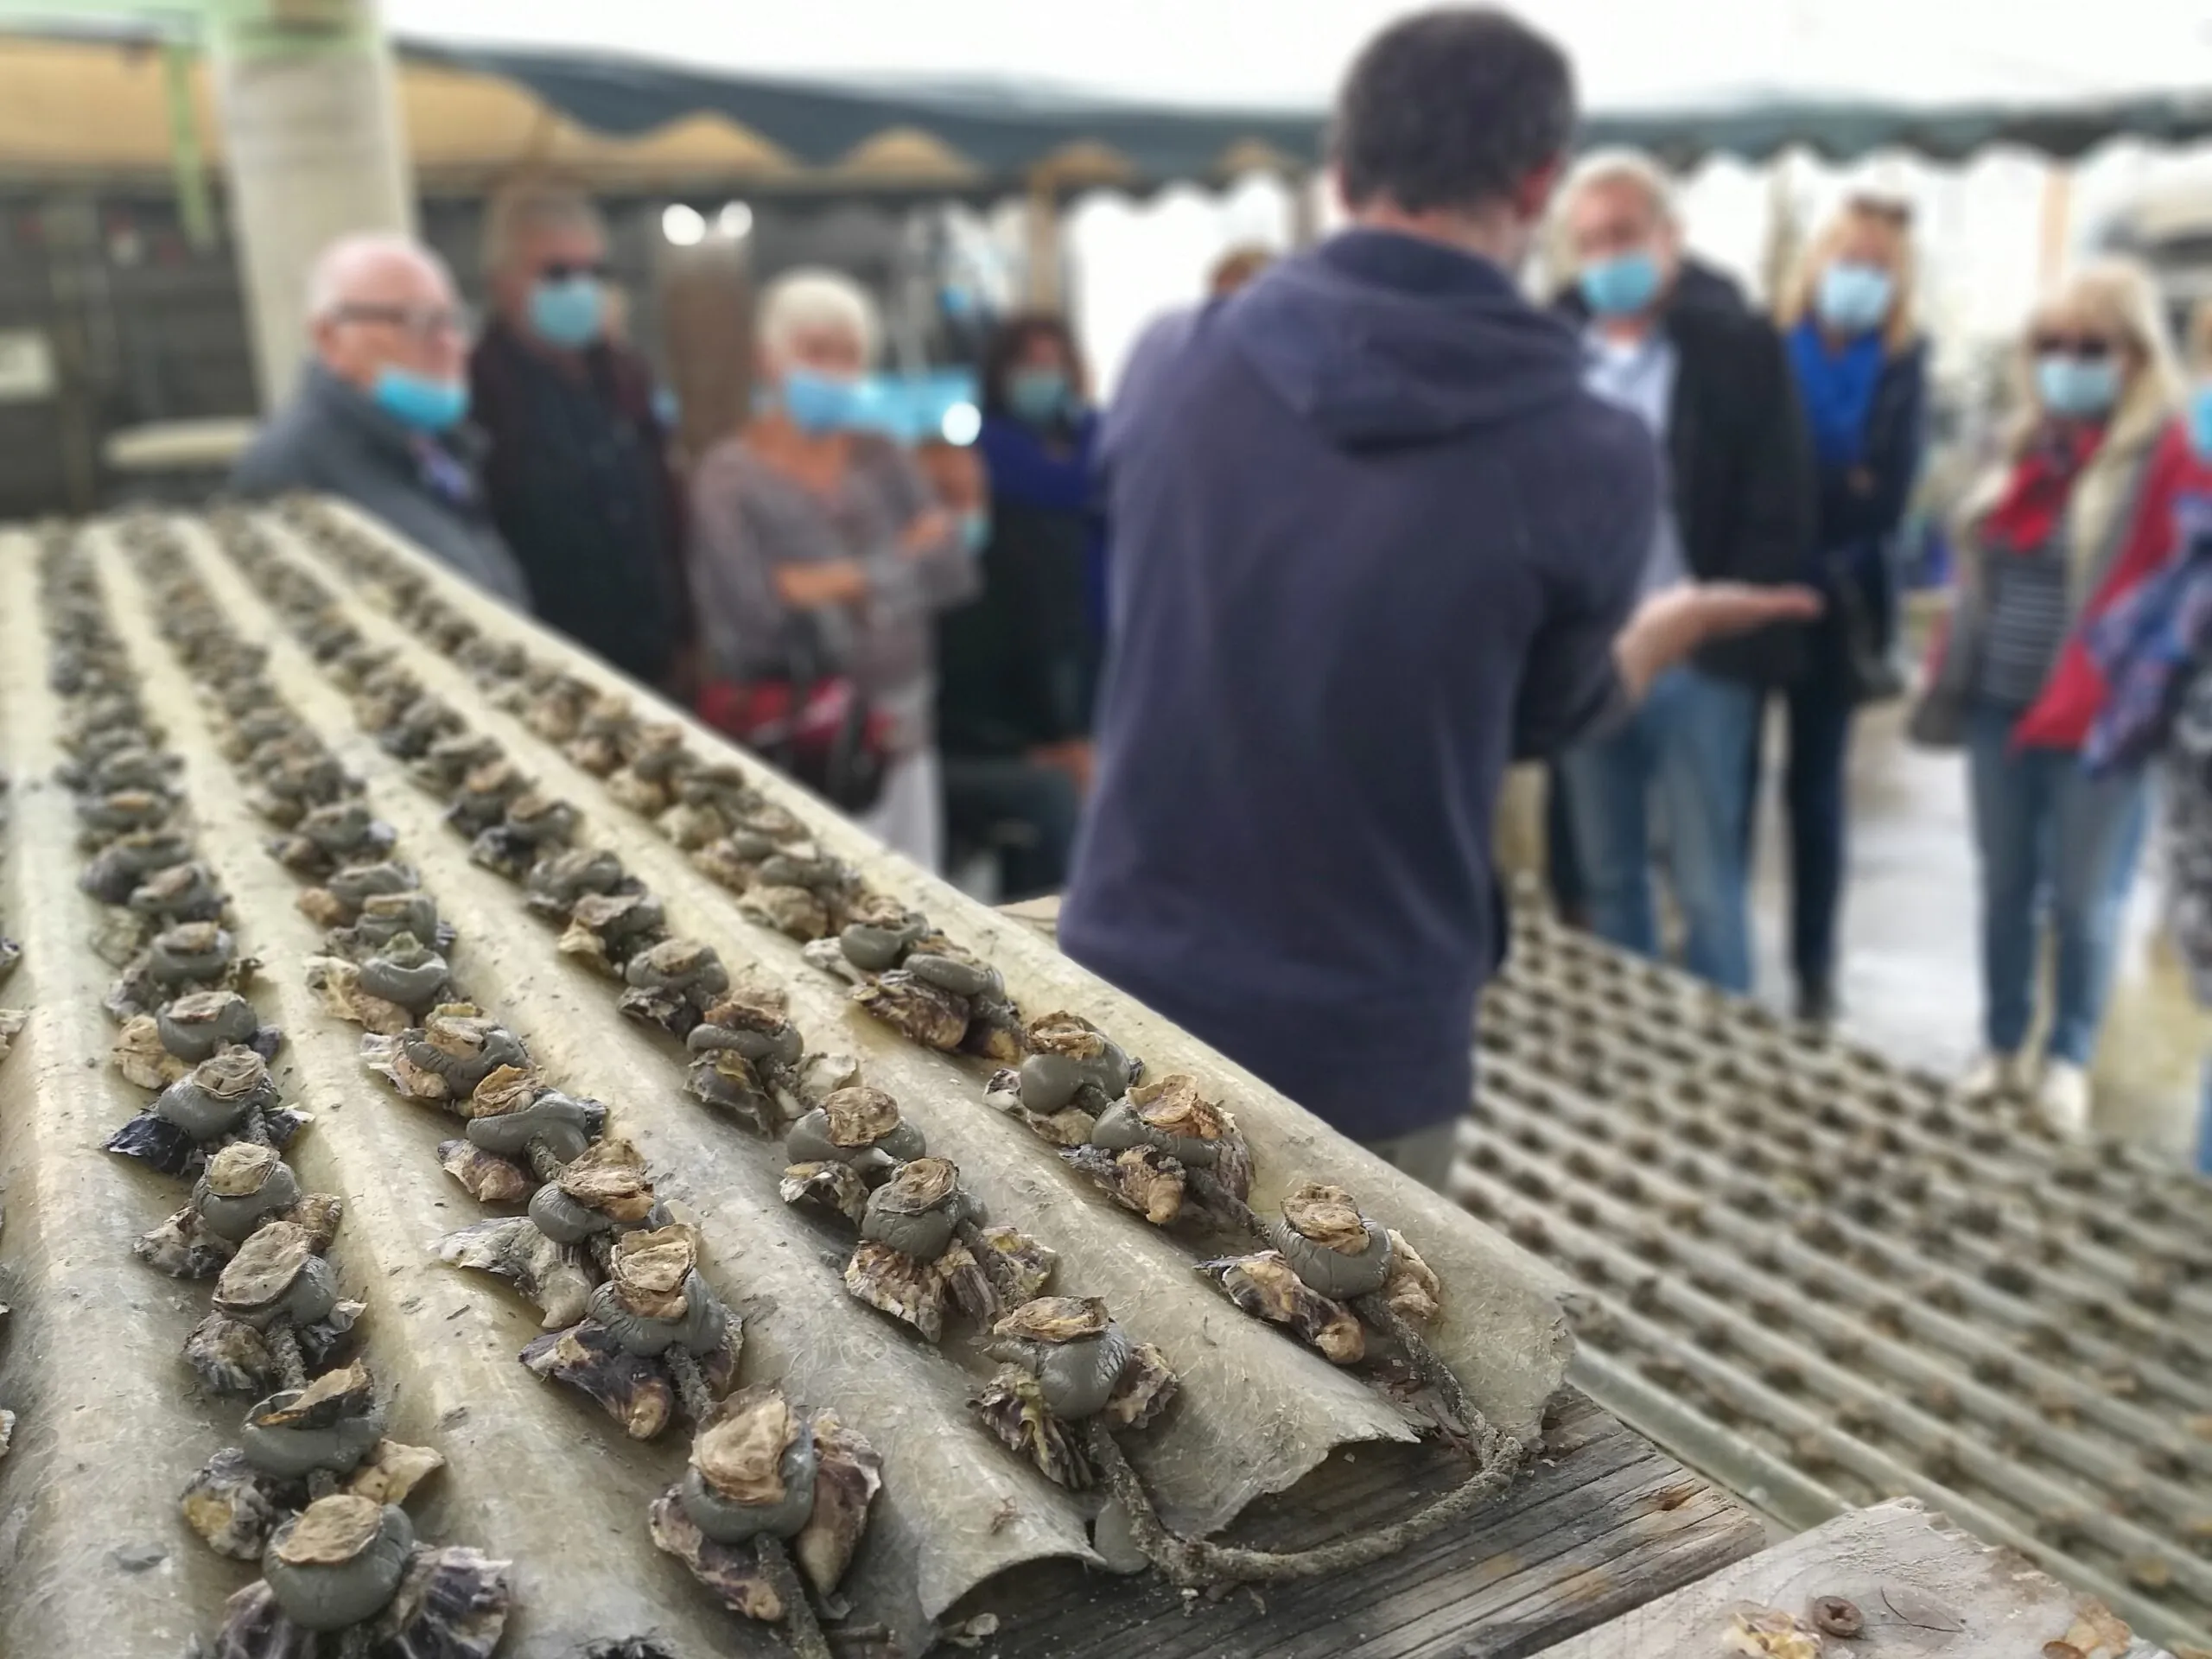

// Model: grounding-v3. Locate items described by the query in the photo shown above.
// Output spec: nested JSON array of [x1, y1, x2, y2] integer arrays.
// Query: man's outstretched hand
[[1612, 582, 1824, 704]]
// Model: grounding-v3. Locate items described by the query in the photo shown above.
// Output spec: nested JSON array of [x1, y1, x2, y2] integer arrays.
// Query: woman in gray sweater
[[689, 270, 976, 868]]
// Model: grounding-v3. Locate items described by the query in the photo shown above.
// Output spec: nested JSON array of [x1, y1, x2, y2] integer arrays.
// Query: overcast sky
[[386, 0, 2212, 109]]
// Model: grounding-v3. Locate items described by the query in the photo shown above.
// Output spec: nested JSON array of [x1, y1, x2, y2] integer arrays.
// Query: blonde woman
[[1916, 259, 2190, 1129], [1769, 196, 1929, 1024]]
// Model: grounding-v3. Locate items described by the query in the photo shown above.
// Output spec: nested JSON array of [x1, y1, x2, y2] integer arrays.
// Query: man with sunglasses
[[232, 233, 529, 606], [469, 181, 691, 695]]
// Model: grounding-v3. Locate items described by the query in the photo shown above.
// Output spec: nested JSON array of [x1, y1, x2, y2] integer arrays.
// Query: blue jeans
[[1560, 666, 1761, 993], [1965, 706, 2150, 1064]]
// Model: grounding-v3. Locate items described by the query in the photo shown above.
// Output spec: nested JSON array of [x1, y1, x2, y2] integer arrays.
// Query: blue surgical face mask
[[1579, 251, 1663, 318], [2036, 353, 2121, 422], [960, 510, 992, 554], [2189, 385, 2212, 462], [781, 367, 863, 435], [372, 366, 469, 434], [1006, 367, 1071, 425], [528, 275, 605, 349], [1815, 262, 1895, 336]]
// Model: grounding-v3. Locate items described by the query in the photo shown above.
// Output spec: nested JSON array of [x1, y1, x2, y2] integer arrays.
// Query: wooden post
[[1024, 163, 1064, 309], [207, 0, 416, 409], [2037, 163, 2075, 293]]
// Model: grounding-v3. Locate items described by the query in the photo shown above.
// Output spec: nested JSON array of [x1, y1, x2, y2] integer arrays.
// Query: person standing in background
[[470, 181, 692, 694], [934, 314, 1103, 898], [1912, 261, 2191, 1131], [1550, 151, 1815, 996], [1764, 197, 1929, 1024], [688, 270, 976, 869], [1058, 8, 1816, 1192], [232, 234, 530, 607]]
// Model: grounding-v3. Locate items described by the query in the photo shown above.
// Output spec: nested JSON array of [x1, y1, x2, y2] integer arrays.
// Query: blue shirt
[[1584, 328, 1688, 596]]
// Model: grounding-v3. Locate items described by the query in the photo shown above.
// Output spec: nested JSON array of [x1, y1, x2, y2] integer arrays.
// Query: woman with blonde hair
[[1766, 195, 1929, 1024], [1914, 257, 2193, 1130]]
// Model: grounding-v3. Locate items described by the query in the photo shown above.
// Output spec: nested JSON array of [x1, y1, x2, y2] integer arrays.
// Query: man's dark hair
[[1332, 8, 1577, 216]]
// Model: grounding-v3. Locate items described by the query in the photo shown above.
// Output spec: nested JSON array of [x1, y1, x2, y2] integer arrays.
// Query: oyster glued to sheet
[[842, 1236, 993, 1344], [851, 969, 969, 1051], [617, 938, 730, 1039], [438, 1139, 533, 1206], [363, 1010, 526, 1105], [1199, 1250, 1365, 1364], [780, 1160, 872, 1226], [438, 1216, 594, 1330], [181, 1446, 297, 1560], [212, 1542, 512, 1659], [522, 1319, 676, 1440], [558, 890, 669, 976], [983, 1067, 1097, 1147], [1062, 1143, 1187, 1227], [1382, 1230, 1443, 1325]]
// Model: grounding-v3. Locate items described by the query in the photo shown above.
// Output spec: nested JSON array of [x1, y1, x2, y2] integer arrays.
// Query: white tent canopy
[[391, 0, 2212, 115]]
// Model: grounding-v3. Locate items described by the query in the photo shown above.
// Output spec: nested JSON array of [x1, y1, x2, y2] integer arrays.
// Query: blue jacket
[[1059, 229, 1656, 1141]]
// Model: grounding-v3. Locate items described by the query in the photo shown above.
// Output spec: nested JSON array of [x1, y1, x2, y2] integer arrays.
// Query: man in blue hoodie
[[1057, 6, 1816, 1189]]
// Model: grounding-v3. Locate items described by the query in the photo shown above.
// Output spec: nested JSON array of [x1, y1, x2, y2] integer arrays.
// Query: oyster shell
[[156, 988, 268, 1065], [181, 1446, 294, 1560], [521, 1319, 675, 1440], [852, 969, 969, 1051], [987, 1298, 1133, 1421], [1199, 1251, 1364, 1364], [112, 1014, 192, 1090], [796, 1412, 882, 1598], [737, 883, 831, 942], [785, 1086, 925, 1167], [859, 1156, 978, 1261], [646, 1489, 786, 1622], [683, 1386, 815, 1539], [1382, 1230, 1442, 1325], [1062, 1143, 1187, 1226], [344, 1439, 446, 1507], [438, 1216, 592, 1330], [437, 1139, 532, 1206], [974, 1366, 1093, 1490], [1270, 1181, 1395, 1299], [154, 1047, 279, 1141], [779, 1159, 873, 1224], [558, 890, 668, 975], [1092, 1074, 1233, 1168], [842, 1235, 992, 1344], [214, 1222, 339, 1330], [262, 1497, 413, 1631]]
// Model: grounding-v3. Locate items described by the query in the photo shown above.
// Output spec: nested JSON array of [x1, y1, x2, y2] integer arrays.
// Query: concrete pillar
[[1023, 167, 1065, 309], [209, 0, 415, 410]]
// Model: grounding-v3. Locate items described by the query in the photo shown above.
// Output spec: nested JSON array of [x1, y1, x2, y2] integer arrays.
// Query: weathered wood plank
[[954, 1391, 1767, 1658], [1534, 1498, 2174, 1659]]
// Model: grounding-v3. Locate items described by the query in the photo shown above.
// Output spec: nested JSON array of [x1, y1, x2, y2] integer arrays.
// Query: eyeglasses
[[2032, 334, 2116, 360], [327, 302, 475, 343], [539, 260, 612, 283]]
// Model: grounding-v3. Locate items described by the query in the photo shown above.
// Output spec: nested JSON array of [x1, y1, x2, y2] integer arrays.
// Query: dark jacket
[[231, 363, 530, 606], [1059, 229, 1656, 1141], [1676, 256, 1751, 314], [937, 413, 1100, 756], [1559, 283, 1817, 686], [470, 320, 689, 686]]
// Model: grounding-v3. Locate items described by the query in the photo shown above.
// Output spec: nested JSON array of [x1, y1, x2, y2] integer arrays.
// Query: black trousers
[[941, 754, 1081, 901]]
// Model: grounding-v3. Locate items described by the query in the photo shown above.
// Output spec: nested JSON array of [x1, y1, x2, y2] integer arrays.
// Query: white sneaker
[[2037, 1060, 2093, 1136], [1958, 1051, 2026, 1101]]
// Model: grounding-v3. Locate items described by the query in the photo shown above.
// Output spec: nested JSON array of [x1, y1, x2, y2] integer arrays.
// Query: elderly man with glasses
[[232, 232, 530, 605]]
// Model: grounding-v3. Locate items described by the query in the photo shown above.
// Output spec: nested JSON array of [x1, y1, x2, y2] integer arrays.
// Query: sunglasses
[[2032, 334, 2116, 360], [540, 261, 612, 283]]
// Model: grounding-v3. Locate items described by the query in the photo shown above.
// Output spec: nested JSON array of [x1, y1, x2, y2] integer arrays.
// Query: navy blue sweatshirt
[[1058, 230, 1658, 1141]]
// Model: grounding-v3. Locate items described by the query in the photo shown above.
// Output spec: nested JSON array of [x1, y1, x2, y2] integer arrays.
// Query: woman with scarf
[[1770, 199, 1929, 1026], [1913, 259, 2191, 1132], [933, 313, 1103, 896], [2088, 300, 2212, 1168]]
